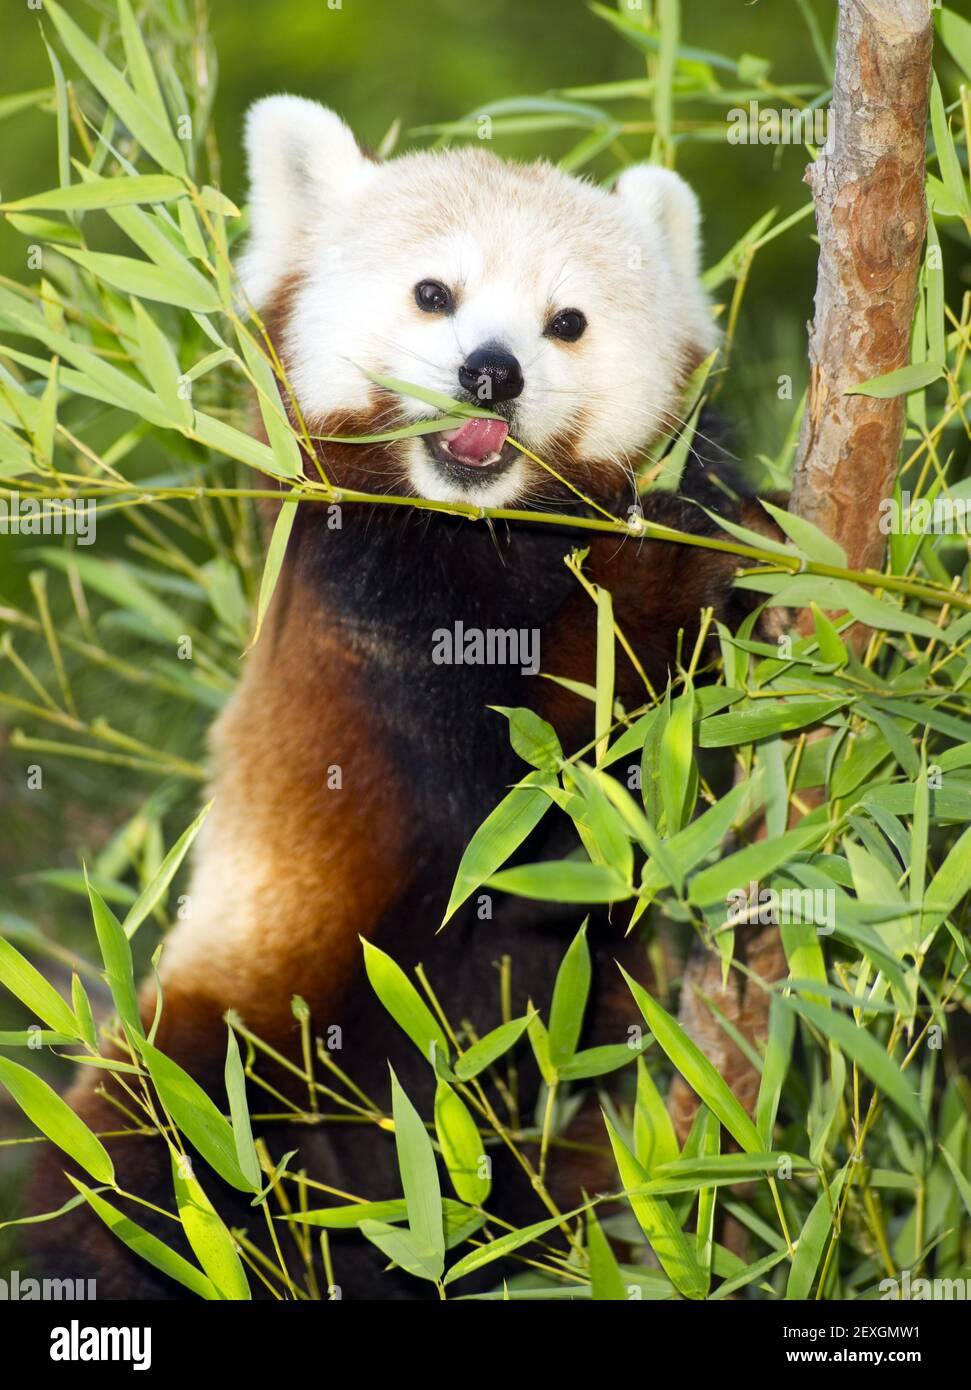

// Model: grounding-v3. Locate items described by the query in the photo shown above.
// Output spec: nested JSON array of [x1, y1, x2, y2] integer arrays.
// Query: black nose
[[458, 345, 524, 404]]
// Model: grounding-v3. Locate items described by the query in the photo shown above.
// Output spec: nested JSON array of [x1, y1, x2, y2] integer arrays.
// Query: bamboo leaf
[[595, 585, 615, 764], [283, 1199, 408, 1229], [0, 175, 186, 211], [117, 0, 170, 128], [491, 706, 562, 773], [286, 1196, 482, 1246], [434, 1080, 490, 1205], [390, 1067, 444, 1279], [925, 213, 945, 367], [0, 88, 54, 122], [688, 818, 826, 907], [361, 368, 499, 421], [55, 246, 220, 314], [698, 698, 847, 748], [86, 875, 143, 1039], [660, 681, 694, 833], [923, 822, 971, 935], [444, 1204, 586, 1286], [587, 1209, 628, 1301], [170, 1151, 250, 1300], [557, 1041, 646, 1080], [0, 1188, 98, 1233], [250, 493, 299, 646], [71, 973, 98, 1052], [756, 994, 795, 1145], [136, 1037, 255, 1192], [361, 939, 450, 1064], [238, 330, 303, 479], [0, 935, 82, 1039], [123, 802, 212, 940], [710, 1246, 789, 1300], [67, 1176, 216, 1299], [453, 1014, 531, 1081], [938, 1144, 971, 1220], [641, 772, 761, 900], [359, 1220, 445, 1283], [45, 1, 186, 175], [939, 8, 971, 82], [759, 499, 848, 568], [567, 763, 634, 882], [786, 1165, 848, 1299], [634, 1054, 680, 1173], [526, 1008, 555, 1086], [695, 1108, 720, 1288], [845, 361, 945, 399], [811, 608, 850, 667], [442, 772, 552, 924], [548, 920, 591, 1065], [622, 969, 764, 1153], [599, 773, 684, 894], [223, 1027, 262, 1192], [780, 996, 924, 1132], [0, 1056, 114, 1184], [929, 72, 970, 216], [488, 860, 632, 903], [131, 298, 192, 429], [603, 1112, 707, 1300]]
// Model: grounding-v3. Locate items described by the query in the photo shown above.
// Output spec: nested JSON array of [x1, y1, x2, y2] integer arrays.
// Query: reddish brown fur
[[159, 566, 416, 1059], [25, 262, 789, 1297]]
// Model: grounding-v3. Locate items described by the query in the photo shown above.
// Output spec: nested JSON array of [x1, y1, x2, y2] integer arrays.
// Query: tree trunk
[[670, 0, 934, 1145], [791, 0, 933, 566]]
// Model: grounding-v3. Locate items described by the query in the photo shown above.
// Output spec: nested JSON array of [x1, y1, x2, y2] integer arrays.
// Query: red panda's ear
[[615, 165, 717, 353], [238, 95, 374, 308], [614, 165, 705, 286]]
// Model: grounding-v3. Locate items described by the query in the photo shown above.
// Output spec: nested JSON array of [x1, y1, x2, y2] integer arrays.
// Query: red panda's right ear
[[238, 95, 374, 309]]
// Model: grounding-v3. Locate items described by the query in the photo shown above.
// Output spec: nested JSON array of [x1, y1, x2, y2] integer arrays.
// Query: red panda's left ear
[[238, 95, 375, 308], [614, 165, 705, 286], [615, 165, 718, 353]]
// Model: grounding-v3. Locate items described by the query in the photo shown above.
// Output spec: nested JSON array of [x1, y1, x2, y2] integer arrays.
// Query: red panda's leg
[[154, 572, 416, 1064], [25, 574, 416, 1293]]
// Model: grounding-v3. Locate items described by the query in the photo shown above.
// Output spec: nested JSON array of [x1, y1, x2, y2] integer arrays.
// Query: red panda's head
[[239, 96, 716, 511]]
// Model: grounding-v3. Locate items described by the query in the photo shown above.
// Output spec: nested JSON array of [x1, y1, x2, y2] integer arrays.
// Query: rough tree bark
[[669, 0, 934, 1144], [790, 0, 934, 567]]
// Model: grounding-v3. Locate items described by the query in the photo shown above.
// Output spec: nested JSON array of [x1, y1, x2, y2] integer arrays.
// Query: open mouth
[[422, 417, 516, 472]]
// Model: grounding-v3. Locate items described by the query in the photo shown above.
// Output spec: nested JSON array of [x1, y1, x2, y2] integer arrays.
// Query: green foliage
[[0, 0, 969, 1301]]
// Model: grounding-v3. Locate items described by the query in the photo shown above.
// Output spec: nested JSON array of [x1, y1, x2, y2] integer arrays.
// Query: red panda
[[26, 98, 782, 1299]]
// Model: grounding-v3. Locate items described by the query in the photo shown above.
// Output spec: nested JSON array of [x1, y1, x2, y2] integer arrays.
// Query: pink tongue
[[441, 417, 509, 464]]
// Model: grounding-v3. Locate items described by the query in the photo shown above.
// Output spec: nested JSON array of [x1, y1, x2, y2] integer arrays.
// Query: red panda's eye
[[415, 280, 452, 314], [545, 308, 587, 342]]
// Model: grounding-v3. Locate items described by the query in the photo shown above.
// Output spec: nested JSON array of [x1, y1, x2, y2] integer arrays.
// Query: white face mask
[[239, 95, 716, 508]]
